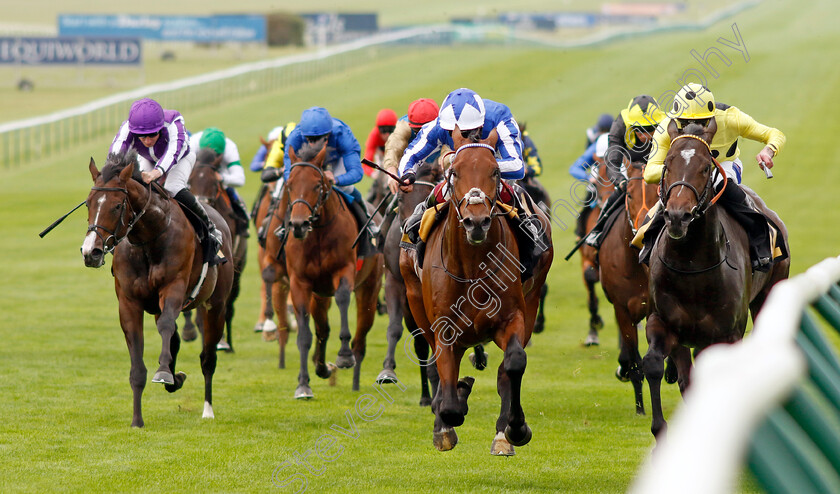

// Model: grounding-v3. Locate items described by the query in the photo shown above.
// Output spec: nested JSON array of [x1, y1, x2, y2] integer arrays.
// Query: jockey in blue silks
[[264, 106, 378, 257]]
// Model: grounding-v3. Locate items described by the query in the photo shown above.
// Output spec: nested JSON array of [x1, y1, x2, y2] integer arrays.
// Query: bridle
[[446, 143, 502, 224], [192, 163, 224, 205], [286, 161, 332, 226], [624, 163, 651, 233], [658, 134, 727, 220], [87, 181, 154, 254]]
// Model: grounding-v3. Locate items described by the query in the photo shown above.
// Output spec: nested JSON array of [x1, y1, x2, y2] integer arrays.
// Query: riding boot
[[584, 186, 625, 248], [638, 208, 666, 266], [404, 190, 438, 245], [226, 187, 251, 237], [347, 192, 378, 258], [174, 188, 225, 266], [717, 183, 774, 272], [506, 182, 550, 281]]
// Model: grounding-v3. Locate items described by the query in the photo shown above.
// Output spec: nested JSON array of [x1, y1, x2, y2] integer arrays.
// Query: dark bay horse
[[598, 161, 658, 415], [182, 147, 247, 352], [643, 120, 790, 440], [579, 160, 614, 346], [400, 129, 554, 454], [81, 150, 234, 427], [281, 141, 384, 398]]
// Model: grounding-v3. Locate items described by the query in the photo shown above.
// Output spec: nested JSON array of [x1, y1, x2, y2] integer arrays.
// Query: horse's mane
[[297, 140, 325, 163], [196, 147, 218, 166], [101, 150, 143, 183], [681, 123, 707, 139], [416, 161, 443, 182]]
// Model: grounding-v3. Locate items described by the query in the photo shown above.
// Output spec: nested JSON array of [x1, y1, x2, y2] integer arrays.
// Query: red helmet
[[375, 108, 398, 127], [407, 98, 439, 128]]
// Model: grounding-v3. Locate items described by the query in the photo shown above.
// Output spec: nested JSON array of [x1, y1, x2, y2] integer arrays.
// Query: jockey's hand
[[398, 170, 415, 194], [756, 146, 775, 169], [386, 166, 400, 195], [141, 168, 163, 184], [215, 171, 223, 182], [324, 170, 336, 187]]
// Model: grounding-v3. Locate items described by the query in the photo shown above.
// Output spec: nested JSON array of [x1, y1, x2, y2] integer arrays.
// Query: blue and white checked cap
[[438, 88, 485, 131]]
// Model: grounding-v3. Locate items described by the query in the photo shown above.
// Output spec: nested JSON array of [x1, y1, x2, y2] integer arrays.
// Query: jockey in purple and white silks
[[109, 97, 222, 260]]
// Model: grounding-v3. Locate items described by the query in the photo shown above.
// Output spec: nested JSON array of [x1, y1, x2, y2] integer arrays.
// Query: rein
[[625, 175, 649, 233], [659, 134, 728, 220], [88, 181, 156, 254]]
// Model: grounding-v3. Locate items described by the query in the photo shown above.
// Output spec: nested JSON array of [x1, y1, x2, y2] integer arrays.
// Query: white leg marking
[[202, 401, 215, 419]]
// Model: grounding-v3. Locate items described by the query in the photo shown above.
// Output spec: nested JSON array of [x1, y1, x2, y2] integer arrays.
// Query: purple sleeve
[[109, 121, 132, 156], [156, 116, 189, 174]]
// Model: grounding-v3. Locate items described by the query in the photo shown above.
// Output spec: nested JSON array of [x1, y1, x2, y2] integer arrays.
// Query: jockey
[[519, 122, 543, 178], [250, 122, 296, 172], [569, 133, 610, 241], [383, 97, 442, 195], [586, 113, 614, 149], [109, 97, 222, 263], [584, 94, 665, 248], [263, 106, 379, 257], [363, 108, 398, 176], [398, 88, 547, 273], [254, 122, 296, 246], [189, 127, 250, 237], [640, 82, 786, 272]]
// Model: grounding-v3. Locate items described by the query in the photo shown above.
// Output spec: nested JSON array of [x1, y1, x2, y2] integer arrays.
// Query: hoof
[[202, 401, 215, 419], [615, 366, 630, 383], [491, 431, 515, 456], [504, 423, 532, 447], [433, 427, 458, 451], [164, 371, 187, 393], [533, 317, 545, 334], [591, 315, 604, 331], [335, 353, 356, 369], [584, 332, 600, 347], [328, 363, 337, 387], [468, 352, 489, 370], [152, 370, 174, 385], [253, 321, 264, 333], [262, 328, 278, 343], [376, 369, 398, 384], [216, 340, 232, 352], [419, 396, 432, 407], [182, 325, 198, 342], [294, 385, 314, 399], [315, 362, 332, 380]]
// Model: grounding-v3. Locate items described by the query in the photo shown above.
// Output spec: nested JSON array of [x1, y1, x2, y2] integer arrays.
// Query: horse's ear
[[451, 125, 465, 149], [259, 136, 269, 147], [314, 142, 328, 166], [89, 157, 100, 182], [119, 161, 135, 184], [288, 144, 298, 164], [702, 117, 718, 145], [483, 128, 499, 148], [667, 119, 680, 140], [213, 153, 223, 167]]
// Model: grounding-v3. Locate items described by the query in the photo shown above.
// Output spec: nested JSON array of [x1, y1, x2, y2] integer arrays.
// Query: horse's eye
[[313, 184, 321, 192], [114, 203, 122, 211]]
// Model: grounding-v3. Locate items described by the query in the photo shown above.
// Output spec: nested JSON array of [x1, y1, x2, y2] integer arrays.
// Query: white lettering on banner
[[0, 37, 142, 65]]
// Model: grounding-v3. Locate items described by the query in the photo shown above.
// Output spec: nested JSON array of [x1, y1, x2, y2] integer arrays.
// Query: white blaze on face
[[80, 196, 105, 256], [680, 148, 696, 167]]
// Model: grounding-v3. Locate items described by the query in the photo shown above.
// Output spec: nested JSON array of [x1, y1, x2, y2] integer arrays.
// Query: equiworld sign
[[0, 37, 142, 65]]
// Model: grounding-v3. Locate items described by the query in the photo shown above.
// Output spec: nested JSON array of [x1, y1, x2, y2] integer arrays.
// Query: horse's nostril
[[463, 218, 474, 229], [480, 217, 492, 230]]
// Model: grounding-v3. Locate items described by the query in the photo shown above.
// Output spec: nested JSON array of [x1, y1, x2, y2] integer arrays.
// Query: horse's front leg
[[290, 276, 314, 399], [118, 297, 146, 427], [151, 284, 187, 390], [642, 312, 676, 442], [432, 337, 468, 451], [377, 269, 406, 385], [615, 305, 645, 415], [351, 262, 381, 391], [309, 294, 332, 381], [200, 302, 226, 419], [333, 273, 356, 369], [496, 315, 531, 450]]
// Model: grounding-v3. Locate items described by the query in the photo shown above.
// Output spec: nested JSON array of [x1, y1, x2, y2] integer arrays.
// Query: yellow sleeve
[[644, 120, 672, 183], [265, 138, 284, 169], [732, 107, 786, 156], [383, 120, 411, 171]]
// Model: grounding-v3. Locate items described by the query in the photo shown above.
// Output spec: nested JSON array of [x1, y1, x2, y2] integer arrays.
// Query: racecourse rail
[[631, 256, 840, 494], [0, 0, 761, 169]]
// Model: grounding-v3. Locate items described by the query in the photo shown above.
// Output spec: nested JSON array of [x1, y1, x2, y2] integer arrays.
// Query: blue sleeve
[[495, 116, 525, 180], [250, 146, 267, 172], [569, 141, 597, 181], [283, 132, 302, 182], [399, 121, 444, 175], [334, 127, 363, 187]]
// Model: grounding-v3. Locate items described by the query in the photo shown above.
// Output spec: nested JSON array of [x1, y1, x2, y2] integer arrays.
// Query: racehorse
[[578, 160, 614, 346], [81, 150, 234, 427], [400, 129, 553, 454], [642, 120, 790, 441], [181, 147, 247, 352], [516, 173, 551, 335], [281, 140, 383, 398], [598, 161, 658, 415]]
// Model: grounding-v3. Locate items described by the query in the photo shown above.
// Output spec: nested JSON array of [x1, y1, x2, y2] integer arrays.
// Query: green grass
[[1, 0, 839, 492]]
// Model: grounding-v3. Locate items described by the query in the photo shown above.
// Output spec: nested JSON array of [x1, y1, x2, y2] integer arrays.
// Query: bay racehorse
[[598, 161, 657, 415], [643, 120, 790, 441], [400, 129, 553, 454], [578, 159, 614, 345], [282, 140, 383, 398], [181, 147, 247, 352], [81, 150, 234, 427]]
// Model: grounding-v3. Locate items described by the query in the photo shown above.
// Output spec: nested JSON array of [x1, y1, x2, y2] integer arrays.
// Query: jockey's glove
[[261, 167, 282, 183], [400, 170, 416, 186]]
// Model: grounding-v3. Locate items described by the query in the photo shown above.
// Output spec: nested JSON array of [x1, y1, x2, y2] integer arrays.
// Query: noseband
[[87, 182, 153, 254], [447, 143, 501, 224], [659, 134, 727, 220], [287, 162, 331, 225]]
